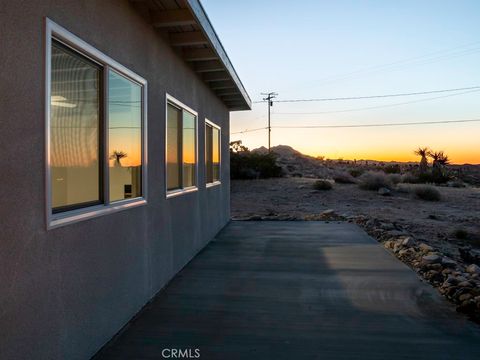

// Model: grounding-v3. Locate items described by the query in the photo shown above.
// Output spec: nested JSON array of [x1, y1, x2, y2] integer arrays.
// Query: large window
[[205, 120, 221, 185], [166, 96, 197, 195], [108, 70, 142, 201], [50, 42, 102, 211], [46, 20, 147, 228]]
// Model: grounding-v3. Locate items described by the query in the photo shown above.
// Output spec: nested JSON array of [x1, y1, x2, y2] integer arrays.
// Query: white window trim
[[165, 94, 199, 198], [45, 18, 148, 230], [205, 119, 222, 188]]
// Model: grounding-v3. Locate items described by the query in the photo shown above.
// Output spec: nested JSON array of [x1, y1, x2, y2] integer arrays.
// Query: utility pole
[[261, 92, 277, 152]]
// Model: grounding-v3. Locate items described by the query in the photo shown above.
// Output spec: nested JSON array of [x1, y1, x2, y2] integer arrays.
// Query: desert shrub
[[413, 185, 441, 201], [384, 164, 401, 174], [358, 171, 392, 191], [453, 228, 469, 239], [388, 173, 402, 185], [402, 173, 420, 184], [348, 168, 364, 178], [230, 151, 283, 179], [333, 171, 356, 184], [313, 179, 333, 190], [395, 184, 411, 193]]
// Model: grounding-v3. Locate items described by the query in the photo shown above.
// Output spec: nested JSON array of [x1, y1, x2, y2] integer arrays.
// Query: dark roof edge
[[186, 0, 252, 111]]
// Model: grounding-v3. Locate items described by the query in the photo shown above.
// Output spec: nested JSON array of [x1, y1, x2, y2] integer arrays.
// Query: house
[[0, 1, 251, 359]]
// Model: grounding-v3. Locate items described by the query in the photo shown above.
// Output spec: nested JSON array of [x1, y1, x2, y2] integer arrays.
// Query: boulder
[[419, 243, 434, 252], [466, 264, 480, 275], [388, 230, 409, 237], [441, 257, 457, 268], [380, 222, 395, 230], [422, 254, 442, 265], [402, 237, 415, 247]]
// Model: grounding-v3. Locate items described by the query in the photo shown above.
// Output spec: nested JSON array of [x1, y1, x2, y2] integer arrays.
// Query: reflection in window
[[205, 124, 213, 183], [166, 101, 197, 193], [212, 127, 220, 182], [50, 41, 101, 211], [183, 111, 196, 188], [167, 104, 181, 190], [205, 122, 221, 184], [108, 70, 142, 201]]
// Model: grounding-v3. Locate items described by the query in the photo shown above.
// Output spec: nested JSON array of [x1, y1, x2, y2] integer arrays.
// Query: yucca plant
[[414, 147, 430, 175], [428, 150, 450, 183], [110, 150, 128, 166]]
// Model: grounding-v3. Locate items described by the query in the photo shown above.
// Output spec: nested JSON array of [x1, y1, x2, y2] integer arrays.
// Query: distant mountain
[[250, 145, 480, 179]]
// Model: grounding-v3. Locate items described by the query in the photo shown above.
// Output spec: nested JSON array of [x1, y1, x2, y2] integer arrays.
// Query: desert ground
[[232, 177, 480, 256]]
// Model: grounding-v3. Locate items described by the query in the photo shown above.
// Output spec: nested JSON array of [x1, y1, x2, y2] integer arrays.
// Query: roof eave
[[185, 0, 251, 111]]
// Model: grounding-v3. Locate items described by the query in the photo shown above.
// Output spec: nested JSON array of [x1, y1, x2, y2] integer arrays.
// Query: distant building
[[0, 1, 251, 359]]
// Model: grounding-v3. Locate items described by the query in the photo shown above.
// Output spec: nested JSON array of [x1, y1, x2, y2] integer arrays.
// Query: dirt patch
[[232, 178, 480, 253]]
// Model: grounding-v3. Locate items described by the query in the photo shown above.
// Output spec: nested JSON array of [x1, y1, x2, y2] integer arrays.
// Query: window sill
[[166, 186, 198, 199], [48, 198, 147, 230], [206, 181, 221, 188]]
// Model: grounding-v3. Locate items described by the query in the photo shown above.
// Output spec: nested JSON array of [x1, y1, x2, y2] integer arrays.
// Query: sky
[[201, 0, 480, 164]]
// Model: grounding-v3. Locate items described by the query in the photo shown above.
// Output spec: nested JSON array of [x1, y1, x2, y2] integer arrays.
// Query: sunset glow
[[202, 0, 480, 165]]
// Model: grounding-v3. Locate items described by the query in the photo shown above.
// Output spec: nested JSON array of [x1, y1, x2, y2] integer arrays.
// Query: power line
[[292, 44, 480, 90], [231, 127, 268, 135], [253, 85, 480, 104], [274, 88, 480, 115], [273, 118, 480, 129]]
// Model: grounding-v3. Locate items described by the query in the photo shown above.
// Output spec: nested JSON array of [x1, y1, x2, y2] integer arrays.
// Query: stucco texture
[[0, 1, 231, 359]]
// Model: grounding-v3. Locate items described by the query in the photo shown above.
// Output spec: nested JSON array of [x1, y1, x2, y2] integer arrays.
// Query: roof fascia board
[[186, 0, 252, 110]]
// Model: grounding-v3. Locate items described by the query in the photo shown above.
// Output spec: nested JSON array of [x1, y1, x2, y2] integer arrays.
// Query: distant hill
[[252, 145, 330, 178], [250, 145, 480, 180]]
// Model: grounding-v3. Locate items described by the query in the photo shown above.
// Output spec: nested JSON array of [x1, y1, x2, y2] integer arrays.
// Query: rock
[[402, 237, 415, 247], [445, 276, 458, 285], [419, 243, 434, 252], [422, 254, 442, 264], [393, 244, 402, 253], [321, 209, 335, 216], [380, 222, 395, 230], [384, 240, 394, 249], [466, 264, 480, 275], [387, 230, 409, 237], [378, 187, 391, 196], [398, 249, 412, 257], [458, 281, 472, 288], [441, 257, 457, 268]]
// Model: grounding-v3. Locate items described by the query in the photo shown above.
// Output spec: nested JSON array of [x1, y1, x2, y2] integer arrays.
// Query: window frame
[[165, 94, 199, 198], [205, 119, 222, 188], [45, 18, 148, 229]]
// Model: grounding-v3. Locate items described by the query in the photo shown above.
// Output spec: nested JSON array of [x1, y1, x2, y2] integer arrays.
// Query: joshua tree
[[110, 150, 128, 166], [414, 147, 430, 175], [429, 150, 450, 167], [429, 150, 450, 182]]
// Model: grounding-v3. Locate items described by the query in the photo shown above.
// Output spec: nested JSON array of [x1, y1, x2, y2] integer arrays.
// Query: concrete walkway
[[95, 221, 480, 359]]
